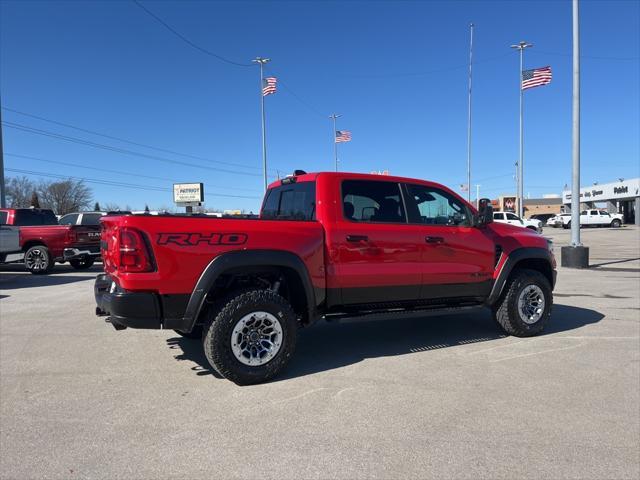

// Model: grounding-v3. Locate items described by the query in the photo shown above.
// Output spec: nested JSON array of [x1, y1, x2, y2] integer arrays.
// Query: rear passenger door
[[402, 183, 495, 299], [331, 179, 422, 305]]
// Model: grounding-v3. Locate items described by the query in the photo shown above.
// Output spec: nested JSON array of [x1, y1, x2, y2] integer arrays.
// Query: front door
[[402, 183, 495, 300], [330, 179, 422, 305]]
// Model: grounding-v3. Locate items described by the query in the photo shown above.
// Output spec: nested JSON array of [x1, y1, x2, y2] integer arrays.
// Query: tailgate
[[71, 225, 101, 245]]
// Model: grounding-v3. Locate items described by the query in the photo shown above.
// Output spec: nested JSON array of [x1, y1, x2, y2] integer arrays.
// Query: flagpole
[[511, 41, 533, 217], [466, 23, 474, 204], [329, 113, 341, 172], [253, 57, 270, 192]]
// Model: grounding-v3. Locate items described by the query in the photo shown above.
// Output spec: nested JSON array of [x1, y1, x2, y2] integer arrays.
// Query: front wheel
[[25, 245, 54, 274], [611, 219, 621, 228], [492, 269, 553, 337], [70, 258, 95, 270], [203, 289, 298, 385]]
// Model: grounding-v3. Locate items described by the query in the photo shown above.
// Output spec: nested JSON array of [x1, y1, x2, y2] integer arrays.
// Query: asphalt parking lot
[[1, 226, 639, 479]]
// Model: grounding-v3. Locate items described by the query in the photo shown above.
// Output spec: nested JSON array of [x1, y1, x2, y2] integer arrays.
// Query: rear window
[[81, 213, 103, 225], [261, 181, 316, 221], [13, 209, 58, 226]]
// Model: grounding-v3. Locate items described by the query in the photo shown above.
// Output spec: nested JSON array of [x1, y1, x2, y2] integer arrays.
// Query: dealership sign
[[173, 183, 204, 206], [563, 178, 639, 204]]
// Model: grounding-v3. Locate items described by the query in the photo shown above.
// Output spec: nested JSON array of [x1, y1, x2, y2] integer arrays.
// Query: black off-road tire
[[70, 258, 95, 270], [173, 326, 203, 339], [24, 245, 54, 274], [611, 219, 621, 228], [492, 268, 553, 337], [203, 289, 298, 385]]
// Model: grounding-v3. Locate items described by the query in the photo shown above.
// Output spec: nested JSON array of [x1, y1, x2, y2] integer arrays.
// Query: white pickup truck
[[492, 211, 543, 233], [0, 223, 23, 264], [552, 209, 623, 228]]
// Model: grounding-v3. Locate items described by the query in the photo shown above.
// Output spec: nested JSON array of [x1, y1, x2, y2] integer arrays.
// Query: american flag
[[335, 130, 352, 143], [522, 66, 552, 91], [262, 77, 277, 96]]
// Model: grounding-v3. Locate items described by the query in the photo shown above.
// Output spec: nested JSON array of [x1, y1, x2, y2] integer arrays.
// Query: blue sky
[[1, 0, 638, 212]]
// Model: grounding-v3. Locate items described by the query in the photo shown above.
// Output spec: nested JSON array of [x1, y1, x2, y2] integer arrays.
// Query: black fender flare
[[486, 247, 555, 306], [182, 250, 319, 332]]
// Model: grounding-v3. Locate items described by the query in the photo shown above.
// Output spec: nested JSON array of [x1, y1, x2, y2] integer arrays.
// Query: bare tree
[[37, 179, 92, 215], [5, 176, 36, 208], [30, 191, 41, 208], [103, 202, 120, 212]]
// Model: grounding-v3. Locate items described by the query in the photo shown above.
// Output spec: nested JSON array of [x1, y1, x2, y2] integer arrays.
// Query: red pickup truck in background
[[95, 171, 556, 385], [0, 208, 101, 274]]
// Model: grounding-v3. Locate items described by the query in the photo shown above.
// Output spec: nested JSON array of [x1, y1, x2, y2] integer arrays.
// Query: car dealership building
[[562, 178, 640, 225]]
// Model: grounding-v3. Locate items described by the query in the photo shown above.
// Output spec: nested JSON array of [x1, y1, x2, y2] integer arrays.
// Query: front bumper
[[64, 246, 101, 261]]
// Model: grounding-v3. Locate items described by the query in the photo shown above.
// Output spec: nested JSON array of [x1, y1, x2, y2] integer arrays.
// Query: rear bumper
[[64, 246, 101, 261], [94, 274, 189, 330]]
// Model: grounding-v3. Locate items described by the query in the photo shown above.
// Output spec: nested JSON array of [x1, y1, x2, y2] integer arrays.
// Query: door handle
[[425, 236, 444, 244], [346, 235, 368, 243]]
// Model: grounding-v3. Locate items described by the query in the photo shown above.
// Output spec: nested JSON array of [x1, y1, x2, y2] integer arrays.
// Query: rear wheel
[[611, 219, 621, 228], [492, 269, 553, 337], [70, 258, 95, 269], [203, 289, 298, 385], [563, 221, 570, 229], [24, 245, 54, 274]]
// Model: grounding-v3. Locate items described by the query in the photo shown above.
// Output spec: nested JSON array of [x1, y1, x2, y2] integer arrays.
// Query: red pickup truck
[[0, 208, 101, 274], [95, 171, 556, 385]]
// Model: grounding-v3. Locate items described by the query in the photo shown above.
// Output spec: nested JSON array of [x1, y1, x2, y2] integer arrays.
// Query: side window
[[261, 181, 316, 221], [506, 213, 520, 221], [58, 214, 79, 225], [81, 213, 103, 225], [405, 184, 471, 226], [580, 210, 587, 215], [342, 180, 406, 223], [493, 213, 503, 220]]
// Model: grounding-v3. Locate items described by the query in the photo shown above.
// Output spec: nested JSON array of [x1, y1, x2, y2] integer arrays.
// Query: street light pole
[[475, 184, 481, 209], [561, 0, 589, 268], [0, 100, 5, 208], [253, 57, 270, 192], [511, 41, 533, 218], [466, 23, 474, 204], [329, 113, 341, 171]]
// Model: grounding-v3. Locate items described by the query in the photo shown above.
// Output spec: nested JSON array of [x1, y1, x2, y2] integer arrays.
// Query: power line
[[5, 153, 260, 192], [2, 121, 262, 177], [131, 0, 253, 67], [265, 66, 327, 119], [2, 107, 260, 171], [343, 51, 516, 79], [6, 168, 262, 199], [530, 50, 639, 61]]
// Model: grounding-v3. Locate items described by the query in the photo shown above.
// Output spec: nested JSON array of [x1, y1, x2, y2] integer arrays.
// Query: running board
[[323, 303, 484, 324]]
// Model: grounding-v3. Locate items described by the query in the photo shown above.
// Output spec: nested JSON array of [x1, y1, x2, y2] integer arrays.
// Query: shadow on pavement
[[0, 265, 102, 289], [166, 303, 604, 381]]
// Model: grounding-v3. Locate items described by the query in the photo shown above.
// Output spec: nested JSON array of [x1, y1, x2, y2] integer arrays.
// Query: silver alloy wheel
[[231, 311, 283, 366], [25, 248, 47, 271], [517, 285, 546, 324]]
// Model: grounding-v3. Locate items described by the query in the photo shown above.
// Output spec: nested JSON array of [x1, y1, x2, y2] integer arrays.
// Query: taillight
[[119, 228, 153, 273], [66, 229, 77, 243]]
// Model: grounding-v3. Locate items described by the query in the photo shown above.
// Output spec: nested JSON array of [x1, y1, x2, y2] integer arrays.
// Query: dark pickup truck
[[95, 171, 556, 385], [0, 208, 101, 274]]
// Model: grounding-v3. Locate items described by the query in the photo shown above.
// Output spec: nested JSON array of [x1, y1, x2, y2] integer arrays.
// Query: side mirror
[[477, 198, 493, 226]]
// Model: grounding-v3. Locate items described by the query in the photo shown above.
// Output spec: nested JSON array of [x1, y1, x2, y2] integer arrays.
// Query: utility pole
[[253, 57, 270, 192], [466, 23, 474, 203], [510, 41, 533, 218], [475, 184, 481, 209], [561, 0, 589, 268], [329, 114, 341, 171], [0, 99, 5, 208]]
